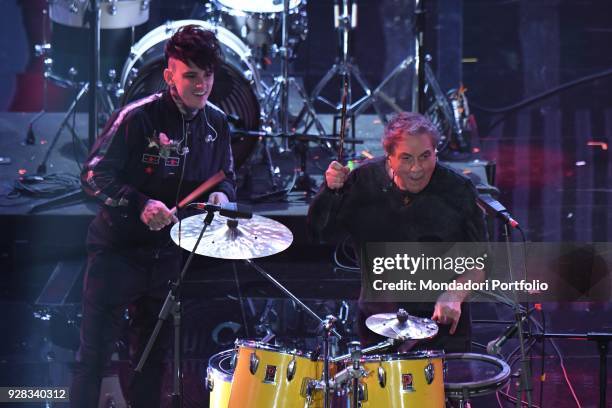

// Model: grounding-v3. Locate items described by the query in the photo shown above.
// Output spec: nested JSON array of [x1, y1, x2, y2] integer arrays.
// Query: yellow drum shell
[[207, 349, 234, 408], [358, 351, 445, 408], [228, 340, 324, 408]]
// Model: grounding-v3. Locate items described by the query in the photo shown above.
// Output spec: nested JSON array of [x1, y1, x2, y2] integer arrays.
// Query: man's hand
[[325, 160, 350, 190], [209, 192, 229, 206], [140, 199, 179, 231], [431, 292, 462, 335]]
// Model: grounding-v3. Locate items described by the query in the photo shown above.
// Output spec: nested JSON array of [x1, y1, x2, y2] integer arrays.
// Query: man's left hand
[[432, 293, 462, 335], [209, 192, 229, 206]]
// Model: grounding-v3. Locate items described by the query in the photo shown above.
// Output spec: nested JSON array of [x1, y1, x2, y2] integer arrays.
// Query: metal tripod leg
[[37, 83, 89, 174], [353, 55, 415, 122], [37, 81, 115, 174], [289, 77, 327, 137]]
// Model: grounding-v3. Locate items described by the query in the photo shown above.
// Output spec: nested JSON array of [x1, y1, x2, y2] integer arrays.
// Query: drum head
[[208, 349, 235, 382], [444, 353, 511, 398], [215, 0, 302, 13]]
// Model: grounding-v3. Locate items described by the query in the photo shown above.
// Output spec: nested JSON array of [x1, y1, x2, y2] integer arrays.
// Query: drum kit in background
[[167, 211, 511, 407], [35, 0, 474, 194]]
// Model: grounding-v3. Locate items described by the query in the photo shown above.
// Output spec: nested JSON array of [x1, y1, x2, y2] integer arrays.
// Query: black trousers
[[70, 244, 181, 408]]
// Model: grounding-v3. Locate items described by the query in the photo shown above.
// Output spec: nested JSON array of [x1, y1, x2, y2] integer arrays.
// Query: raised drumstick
[[169, 170, 226, 215]]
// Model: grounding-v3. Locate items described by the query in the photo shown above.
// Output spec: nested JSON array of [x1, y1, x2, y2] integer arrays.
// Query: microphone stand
[[502, 223, 533, 408], [88, 0, 100, 148], [528, 331, 611, 408], [135, 210, 216, 408]]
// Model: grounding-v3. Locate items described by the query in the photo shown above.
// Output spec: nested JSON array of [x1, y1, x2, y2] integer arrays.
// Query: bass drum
[[120, 20, 262, 170]]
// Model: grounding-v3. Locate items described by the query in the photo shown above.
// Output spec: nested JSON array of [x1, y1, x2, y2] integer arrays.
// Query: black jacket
[[81, 91, 236, 249]]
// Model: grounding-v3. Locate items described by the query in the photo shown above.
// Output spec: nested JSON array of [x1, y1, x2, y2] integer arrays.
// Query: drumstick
[[169, 170, 226, 215]]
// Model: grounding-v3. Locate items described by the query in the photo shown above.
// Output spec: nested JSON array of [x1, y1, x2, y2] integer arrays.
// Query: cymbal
[[365, 309, 439, 341], [170, 213, 293, 259]]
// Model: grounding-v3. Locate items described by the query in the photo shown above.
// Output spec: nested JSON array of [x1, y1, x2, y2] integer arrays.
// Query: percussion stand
[[263, 0, 326, 138], [501, 223, 533, 408], [136, 210, 216, 408], [36, 0, 116, 175], [529, 331, 611, 408], [244, 259, 342, 408], [350, 0, 468, 152], [301, 0, 367, 156]]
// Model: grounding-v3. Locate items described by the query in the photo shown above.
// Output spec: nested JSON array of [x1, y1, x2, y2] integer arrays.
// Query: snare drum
[[444, 353, 511, 401], [206, 349, 235, 408], [228, 340, 323, 408], [353, 351, 446, 408]]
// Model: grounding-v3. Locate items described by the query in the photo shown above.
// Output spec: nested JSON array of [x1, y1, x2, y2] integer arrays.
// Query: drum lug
[[377, 365, 386, 388], [230, 351, 237, 370], [206, 369, 214, 392], [249, 351, 260, 375], [107, 0, 117, 16], [424, 361, 435, 385], [287, 356, 297, 381]]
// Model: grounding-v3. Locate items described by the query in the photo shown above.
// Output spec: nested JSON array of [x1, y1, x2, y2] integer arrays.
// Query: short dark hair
[[165, 24, 222, 72], [382, 112, 441, 155]]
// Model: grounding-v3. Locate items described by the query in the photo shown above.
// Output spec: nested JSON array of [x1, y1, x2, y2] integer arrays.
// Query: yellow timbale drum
[[356, 350, 445, 408], [228, 340, 324, 408], [207, 349, 235, 408]]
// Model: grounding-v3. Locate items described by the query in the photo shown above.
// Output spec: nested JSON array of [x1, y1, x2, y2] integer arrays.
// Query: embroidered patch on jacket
[[142, 154, 160, 165], [165, 157, 180, 167]]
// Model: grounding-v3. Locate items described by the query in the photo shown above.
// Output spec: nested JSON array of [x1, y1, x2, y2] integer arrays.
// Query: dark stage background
[[1, 1, 612, 407]]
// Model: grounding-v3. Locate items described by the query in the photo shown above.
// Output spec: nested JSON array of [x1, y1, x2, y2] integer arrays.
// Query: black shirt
[[308, 157, 487, 351], [82, 91, 236, 250]]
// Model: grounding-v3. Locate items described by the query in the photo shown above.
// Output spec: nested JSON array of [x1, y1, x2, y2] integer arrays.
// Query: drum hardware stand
[[244, 259, 342, 408], [27, 7, 52, 146], [245, 131, 364, 201], [329, 339, 396, 407], [348, 341, 364, 408], [302, 0, 367, 156], [35, 77, 115, 175], [527, 331, 611, 408], [501, 223, 533, 408], [263, 0, 326, 139], [35, 1, 117, 175], [350, 0, 468, 153], [136, 210, 216, 408]]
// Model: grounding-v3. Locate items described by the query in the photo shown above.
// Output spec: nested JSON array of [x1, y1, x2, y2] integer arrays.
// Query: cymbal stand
[[26, 6, 51, 146], [136, 210, 216, 408], [351, 0, 469, 151], [261, 0, 326, 138], [36, 0, 116, 174], [302, 0, 369, 156]]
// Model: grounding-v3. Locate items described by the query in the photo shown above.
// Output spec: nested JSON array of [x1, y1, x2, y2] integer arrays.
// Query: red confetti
[[18, 169, 27, 175]]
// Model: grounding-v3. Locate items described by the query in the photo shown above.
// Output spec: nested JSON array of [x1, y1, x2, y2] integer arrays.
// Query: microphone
[[191, 202, 253, 219], [476, 194, 520, 229], [486, 314, 527, 355]]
